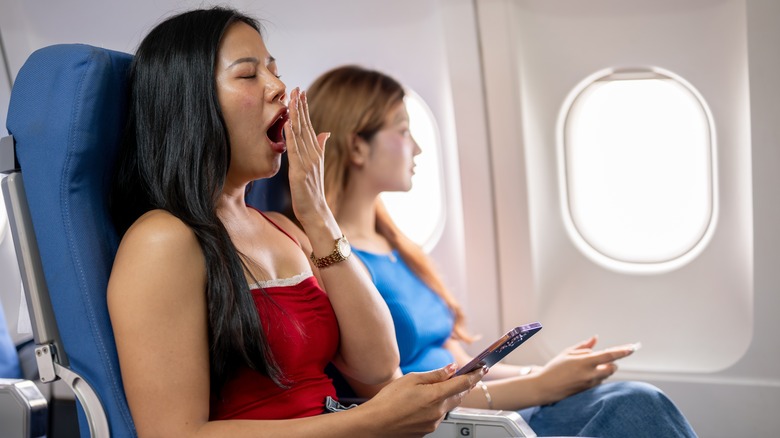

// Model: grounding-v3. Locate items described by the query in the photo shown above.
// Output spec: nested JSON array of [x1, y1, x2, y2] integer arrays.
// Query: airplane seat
[[2, 44, 134, 437]]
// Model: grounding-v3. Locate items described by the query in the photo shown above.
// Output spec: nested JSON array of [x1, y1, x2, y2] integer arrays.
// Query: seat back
[[3, 44, 135, 437]]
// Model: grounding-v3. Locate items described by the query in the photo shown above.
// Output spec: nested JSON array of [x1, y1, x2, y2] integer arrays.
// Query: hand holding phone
[[453, 322, 542, 377]]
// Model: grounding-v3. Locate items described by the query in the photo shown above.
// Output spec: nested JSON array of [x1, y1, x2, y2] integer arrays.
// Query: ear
[[349, 133, 371, 167]]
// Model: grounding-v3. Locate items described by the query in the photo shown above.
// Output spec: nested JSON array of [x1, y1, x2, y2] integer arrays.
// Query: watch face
[[337, 237, 352, 258]]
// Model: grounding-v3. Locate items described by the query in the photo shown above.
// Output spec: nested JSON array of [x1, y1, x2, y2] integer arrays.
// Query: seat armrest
[[0, 378, 47, 438], [426, 407, 537, 437]]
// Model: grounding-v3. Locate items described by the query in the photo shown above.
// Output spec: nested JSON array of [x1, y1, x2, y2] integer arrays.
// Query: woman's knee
[[601, 381, 675, 413]]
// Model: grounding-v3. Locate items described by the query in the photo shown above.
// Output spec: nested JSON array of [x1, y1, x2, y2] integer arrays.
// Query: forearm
[[322, 255, 399, 382], [323, 256, 399, 382], [482, 362, 536, 381], [301, 214, 399, 383], [460, 376, 542, 411]]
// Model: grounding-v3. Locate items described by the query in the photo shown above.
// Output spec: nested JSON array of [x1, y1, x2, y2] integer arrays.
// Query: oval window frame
[[557, 67, 718, 274]]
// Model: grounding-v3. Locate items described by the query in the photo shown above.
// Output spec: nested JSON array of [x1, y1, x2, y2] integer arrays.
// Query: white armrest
[[426, 407, 537, 437], [0, 378, 47, 438]]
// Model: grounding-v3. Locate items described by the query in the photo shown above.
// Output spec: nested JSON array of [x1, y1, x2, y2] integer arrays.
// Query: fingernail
[[445, 363, 457, 374], [631, 342, 642, 352], [482, 365, 489, 375]]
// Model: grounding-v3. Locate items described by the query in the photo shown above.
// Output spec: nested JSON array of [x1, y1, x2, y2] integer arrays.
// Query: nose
[[266, 74, 287, 104], [412, 137, 422, 156]]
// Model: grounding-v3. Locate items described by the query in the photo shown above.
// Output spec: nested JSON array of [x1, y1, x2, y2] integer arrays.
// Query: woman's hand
[[283, 87, 332, 227], [531, 335, 637, 406], [358, 364, 485, 437]]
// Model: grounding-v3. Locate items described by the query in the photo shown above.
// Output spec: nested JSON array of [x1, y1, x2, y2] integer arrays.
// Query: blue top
[[353, 248, 455, 373]]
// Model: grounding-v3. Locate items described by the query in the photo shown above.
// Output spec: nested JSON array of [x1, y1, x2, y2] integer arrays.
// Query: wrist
[[299, 213, 342, 250], [477, 381, 494, 409], [349, 402, 387, 438], [524, 373, 548, 407], [295, 201, 335, 230], [310, 234, 352, 268]]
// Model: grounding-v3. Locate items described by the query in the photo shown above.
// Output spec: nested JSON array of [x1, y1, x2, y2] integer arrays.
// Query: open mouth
[[267, 109, 289, 145]]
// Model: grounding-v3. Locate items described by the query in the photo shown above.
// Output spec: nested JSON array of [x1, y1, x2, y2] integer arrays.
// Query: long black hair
[[110, 6, 284, 393]]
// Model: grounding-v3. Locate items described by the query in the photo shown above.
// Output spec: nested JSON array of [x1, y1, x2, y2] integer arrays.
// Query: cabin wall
[[475, 0, 780, 436], [0, 30, 10, 137], [1, 1, 779, 436]]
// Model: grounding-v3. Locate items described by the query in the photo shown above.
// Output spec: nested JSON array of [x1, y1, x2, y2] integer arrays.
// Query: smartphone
[[453, 321, 542, 377]]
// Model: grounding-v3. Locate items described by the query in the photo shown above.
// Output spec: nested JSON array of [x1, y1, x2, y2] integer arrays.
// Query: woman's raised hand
[[531, 335, 638, 406], [358, 364, 485, 437], [283, 87, 332, 226]]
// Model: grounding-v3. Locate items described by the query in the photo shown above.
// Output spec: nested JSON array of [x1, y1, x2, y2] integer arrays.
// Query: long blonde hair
[[308, 65, 475, 342]]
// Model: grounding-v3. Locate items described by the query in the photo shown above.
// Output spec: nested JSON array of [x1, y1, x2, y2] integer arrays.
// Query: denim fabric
[[519, 381, 697, 437]]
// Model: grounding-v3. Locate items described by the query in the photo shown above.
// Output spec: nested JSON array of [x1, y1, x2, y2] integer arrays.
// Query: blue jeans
[[519, 381, 697, 437]]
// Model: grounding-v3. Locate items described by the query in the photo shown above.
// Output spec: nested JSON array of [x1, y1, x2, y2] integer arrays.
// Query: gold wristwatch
[[310, 235, 351, 268]]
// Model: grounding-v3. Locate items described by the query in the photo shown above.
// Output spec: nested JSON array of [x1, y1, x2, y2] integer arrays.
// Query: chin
[[388, 185, 412, 193], [256, 157, 281, 180]]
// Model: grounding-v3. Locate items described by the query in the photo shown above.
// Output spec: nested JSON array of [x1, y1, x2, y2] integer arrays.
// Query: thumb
[[317, 132, 331, 150], [571, 335, 598, 351], [413, 363, 458, 384]]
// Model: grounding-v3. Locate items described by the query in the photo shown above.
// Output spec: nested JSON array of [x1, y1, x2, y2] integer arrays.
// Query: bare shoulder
[[121, 209, 200, 251], [115, 210, 205, 265], [109, 209, 206, 305]]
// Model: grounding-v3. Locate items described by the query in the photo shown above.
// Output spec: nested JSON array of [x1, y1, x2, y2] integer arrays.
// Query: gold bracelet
[[477, 381, 493, 409]]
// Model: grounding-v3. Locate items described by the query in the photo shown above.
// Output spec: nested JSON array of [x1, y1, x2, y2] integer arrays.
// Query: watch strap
[[310, 235, 349, 268]]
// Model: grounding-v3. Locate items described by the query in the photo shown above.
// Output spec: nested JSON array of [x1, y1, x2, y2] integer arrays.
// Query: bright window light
[[381, 91, 445, 249], [562, 70, 715, 267]]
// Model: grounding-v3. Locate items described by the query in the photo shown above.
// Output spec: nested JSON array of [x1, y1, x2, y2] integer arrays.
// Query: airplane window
[[561, 69, 715, 271], [380, 91, 445, 249]]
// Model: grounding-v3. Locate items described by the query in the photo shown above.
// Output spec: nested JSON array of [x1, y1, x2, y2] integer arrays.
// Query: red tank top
[[209, 212, 340, 420]]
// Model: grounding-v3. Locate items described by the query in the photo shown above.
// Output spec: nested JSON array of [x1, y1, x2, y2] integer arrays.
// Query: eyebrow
[[228, 57, 259, 68], [228, 56, 276, 68], [393, 111, 408, 124]]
